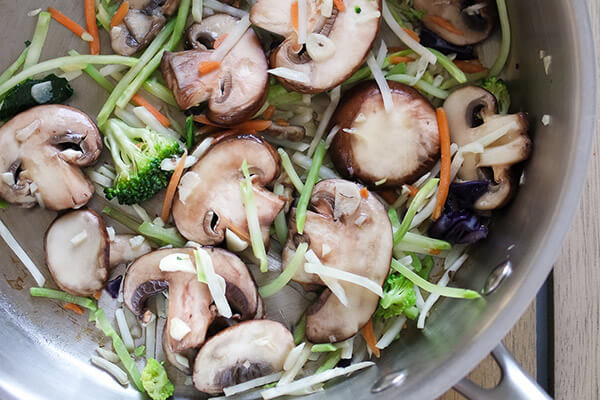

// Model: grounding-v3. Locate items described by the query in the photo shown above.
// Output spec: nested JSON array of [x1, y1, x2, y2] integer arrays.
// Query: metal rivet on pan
[[482, 260, 512, 296], [371, 370, 407, 393]]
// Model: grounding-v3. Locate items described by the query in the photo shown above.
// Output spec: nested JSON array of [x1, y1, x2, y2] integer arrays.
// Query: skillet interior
[[0, 0, 595, 399]]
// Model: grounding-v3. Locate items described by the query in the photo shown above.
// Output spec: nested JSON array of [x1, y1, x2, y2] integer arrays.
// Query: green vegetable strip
[[390, 259, 481, 299], [267, 83, 303, 106], [95, 308, 144, 392], [97, 20, 175, 127], [134, 345, 146, 357], [68, 50, 115, 92], [489, 0, 511, 77], [427, 48, 467, 84], [185, 115, 195, 148], [23, 11, 51, 70], [419, 256, 435, 279], [394, 179, 439, 244], [399, 232, 451, 251], [388, 208, 401, 237], [387, 74, 449, 100], [259, 242, 308, 298], [409, 252, 422, 273], [142, 79, 177, 107], [311, 343, 338, 353], [296, 141, 326, 234], [116, 0, 190, 109], [0, 55, 138, 98], [138, 222, 186, 248], [240, 160, 269, 272], [273, 184, 288, 245], [30, 288, 97, 311], [381, 49, 415, 69], [315, 349, 342, 373], [102, 206, 143, 233], [192, 0, 204, 22], [0, 200, 8, 210], [96, 5, 112, 32], [278, 149, 304, 192], [194, 250, 207, 283], [293, 314, 306, 345], [0, 46, 30, 86], [440, 71, 488, 90]]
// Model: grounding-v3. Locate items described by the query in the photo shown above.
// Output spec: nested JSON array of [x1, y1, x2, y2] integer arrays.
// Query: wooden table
[[442, 0, 599, 398]]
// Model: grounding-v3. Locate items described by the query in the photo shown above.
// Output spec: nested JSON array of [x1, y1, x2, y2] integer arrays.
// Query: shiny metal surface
[[0, 0, 596, 399]]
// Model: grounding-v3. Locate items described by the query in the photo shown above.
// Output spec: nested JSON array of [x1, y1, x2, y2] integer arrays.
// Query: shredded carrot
[[275, 119, 290, 126], [232, 120, 272, 132], [333, 0, 346, 12], [405, 185, 419, 197], [433, 108, 451, 221], [48, 7, 90, 40], [84, 0, 100, 55], [453, 60, 488, 74], [213, 33, 228, 49], [362, 319, 380, 358], [93, 291, 102, 300], [198, 61, 222, 75], [131, 94, 171, 127], [263, 105, 276, 120], [403, 27, 420, 42], [110, 1, 130, 28], [360, 187, 369, 199], [425, 15, 464, 36], [389, 55, 415, 64], [64, 303, 84, 315], [290, 1, 299, 31], [161, 150, 188, 222], [429, 249, 442, 255], [379, 190, 399, 204]]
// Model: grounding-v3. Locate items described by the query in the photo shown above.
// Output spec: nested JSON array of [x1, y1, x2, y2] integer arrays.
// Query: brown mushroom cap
[[443, 86, 531, 210], [282, 179, 392, 343], [193, 320, 294, 394], [251, 0, 382, 93], [123, 247, 260, 352], [173, 134, 285, 246], [0, 105, 101, 210], [109, 234, 152, 268], [329, 81, 440, 189], [414, 0, 497, 46], [161, 14, 269, 125], [45, 209, 109, 296]]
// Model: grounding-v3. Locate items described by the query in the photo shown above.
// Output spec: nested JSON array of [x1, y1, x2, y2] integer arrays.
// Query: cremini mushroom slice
[[161, 14, 269, 125], [123, 247, 260, 352], [414, 0, 496, 46], [329, 81, 440, 189], [443, 86, 531, 210], [193, 320, 294, 394], [0, 105, 101, 210], [109, 234, 152, 268], [173, 134, 285, 246], [110, 0, 181, 56], [282, 179, 392, 343], [251, 0, 382, 93]]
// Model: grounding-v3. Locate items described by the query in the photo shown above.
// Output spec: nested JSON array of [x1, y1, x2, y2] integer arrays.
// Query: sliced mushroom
[[193, 320, 294, 394], [123, 247, 260, 352], [173, 134, 285, 246], [0, 105, 101, 210], [109, 234, 152, 268], [45, 209, 109, 296], [443, 86, 531, 210], [251, 0, 382, 93], [282, 179, 392, 343], [162, 328, 197, 375], [110, 0, 180, 56], [161, 15, 269, 125], [414, 0, 496, 46], [329, 81, 440, 189]]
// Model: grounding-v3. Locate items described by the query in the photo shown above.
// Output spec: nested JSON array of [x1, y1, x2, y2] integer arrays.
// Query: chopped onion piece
[[307, 86, 341, 156], [204, 0, 248, 18], [27, 8, 42, 16], [0, 172, 14, 186], [170, 317, 192, 341], [340, 336, 355, 359], [96, 347, 120, 363], [542, 114, 551, 126], [283, 342, 306, 371], [15, 120, 40, 142], [324, 125, 340, 149], [304, 263, 383, 297], [145, 313, 156, 359], [159, 253, 196, 273], [58, 70, 82, 81], [175, 353, 190, 368], [70, 230, 88, 246], [305, 250, 348, 306], [278, 343, 312, 385], [128, 235, 146, 249], [376, 41, 388, 66], [268, 67, 310, 84], [161, 155, 198, 171], [194, 248, 232, 317], [191, 137, 214, 159], [225, 228, 249, 252], [115, 308, 135, 352], [321, 243, 331, 257], [178, 171, 201, 205], [320, 0, 333, 16], [224, 372, 283, 396], [366, 53, 393, 113], [376, 316, 406, 349], [0, 218, 45, 286], [262, 362, 375, 399], [306, 33, 336, 61], [211, 15, 251, 62], [91, 355, 129, 386]]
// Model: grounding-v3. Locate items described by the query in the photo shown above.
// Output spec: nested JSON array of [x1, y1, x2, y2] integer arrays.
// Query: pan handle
[[453, 343, 552, 400]]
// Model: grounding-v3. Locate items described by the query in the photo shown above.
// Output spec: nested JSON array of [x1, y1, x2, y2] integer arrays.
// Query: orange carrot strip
[[389, 55, 415, 64], [213, 33, 228, 49], [93, 291, 102, 300], [429, 249, 442, 255], [403, 27, 420, 42], [198, 61, 221, 75], [64, 303, 84, 315], [425, 15, 464, 36], [275, 119, 290, 126], [406, 185, 419, 197], [291, 1, 299, 31], [433, 108, 451, 220], [362, 319, 380, 358], [131, 94, 171, 127], [110, 1, 130, 28], [48, 7, 89, 40], [360, 187, 369, 199], [263, 105, 276, 120], [84, 0, 100, 55], [453, 60, 488, 74], [161, 150, 188, 222], [333, 0, 346, 12], [232, 120, 272, 132]]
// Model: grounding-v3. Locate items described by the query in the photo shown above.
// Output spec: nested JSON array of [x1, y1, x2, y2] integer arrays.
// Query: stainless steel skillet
[[0, 0, 596, 399]]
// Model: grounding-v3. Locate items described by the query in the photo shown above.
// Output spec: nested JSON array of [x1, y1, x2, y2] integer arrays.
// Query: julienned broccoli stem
[[103, 118, 181, 205]]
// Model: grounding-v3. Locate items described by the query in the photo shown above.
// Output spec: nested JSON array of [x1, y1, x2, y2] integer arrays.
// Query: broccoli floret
[[141, 358, 174, 400], [103, 118, 181, 205], [481, 77, 511, 114], [374, 272, 417, 321]]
